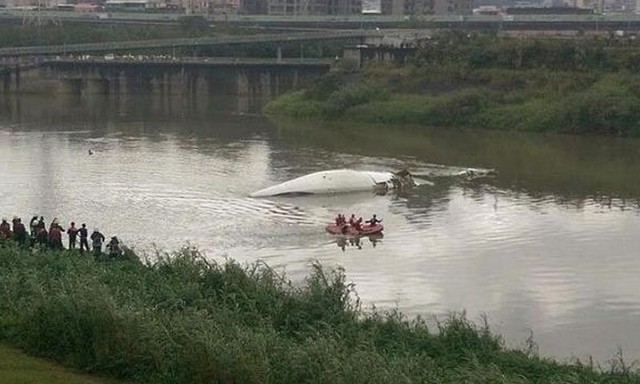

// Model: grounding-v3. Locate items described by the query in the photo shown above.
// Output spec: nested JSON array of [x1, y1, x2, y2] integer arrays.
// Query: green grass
[[0, 242, 638, 383], [264, 69, 640, 136], [0, 343, 120, 384], [262, 91, 325, 119]]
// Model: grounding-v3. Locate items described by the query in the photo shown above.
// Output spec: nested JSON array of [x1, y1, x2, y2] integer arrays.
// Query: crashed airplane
[[249, 169, 416, 198]]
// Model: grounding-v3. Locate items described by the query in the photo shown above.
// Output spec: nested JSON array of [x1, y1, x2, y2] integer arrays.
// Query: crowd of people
[[334, 213, 382, 232], [0, 215, 124, 260]]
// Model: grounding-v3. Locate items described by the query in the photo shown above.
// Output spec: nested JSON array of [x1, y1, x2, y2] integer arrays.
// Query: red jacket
[[49, 227, 62, 242], [0, 222, 11, 239]]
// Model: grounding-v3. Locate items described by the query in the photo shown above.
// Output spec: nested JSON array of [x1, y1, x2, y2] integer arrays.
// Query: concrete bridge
[[0, 27, 432, 96], [1, 56, 332, 101]]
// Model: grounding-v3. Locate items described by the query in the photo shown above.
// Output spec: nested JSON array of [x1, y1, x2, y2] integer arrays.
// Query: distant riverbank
[[0, 243, 638, 383], [265, 33, 640, 137]]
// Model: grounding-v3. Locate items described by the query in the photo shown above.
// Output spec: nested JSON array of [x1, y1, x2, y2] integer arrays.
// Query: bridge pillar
[[61, 78, 83, 95], [237, 70, 249, 96], [85, 79, 110, 95], [2, 72, 10, 93], [14, 65, 20, 92], [260, 72, 271, 99], [164, 71, 172, 96], [193, 71, 208, 111], [273, 72, 280, 96], [106, 69, 124, 98], [187, 72, 198, 100], [342, 48, 362, 70]]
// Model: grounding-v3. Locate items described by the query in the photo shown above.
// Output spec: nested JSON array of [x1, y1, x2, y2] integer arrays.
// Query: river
[[1, 93, 640, 364]]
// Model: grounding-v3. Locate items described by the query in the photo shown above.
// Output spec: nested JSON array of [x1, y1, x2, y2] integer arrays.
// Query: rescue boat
[[325, 223, 384, 236]]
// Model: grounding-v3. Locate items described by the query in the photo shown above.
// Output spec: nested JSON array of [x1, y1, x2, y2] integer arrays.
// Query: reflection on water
[[335, 234, 383, 252], [272, 119, 640, 200], [1, 95, 640, 364]]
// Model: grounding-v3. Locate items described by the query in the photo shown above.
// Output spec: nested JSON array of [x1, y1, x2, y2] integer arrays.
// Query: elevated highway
[[0, 30, 377, 57]]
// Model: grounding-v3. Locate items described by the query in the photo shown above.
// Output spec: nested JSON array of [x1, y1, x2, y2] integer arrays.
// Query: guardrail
[[44, 57, 334, 66]]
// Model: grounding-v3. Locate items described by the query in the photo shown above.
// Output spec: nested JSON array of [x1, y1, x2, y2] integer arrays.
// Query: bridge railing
[[43, 56, 335, 66]]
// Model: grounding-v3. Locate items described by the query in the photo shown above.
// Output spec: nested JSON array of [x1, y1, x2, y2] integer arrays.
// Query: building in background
[[267, 0, 358, 15], [239, 0, 267, 13], [0, 0, 471, 14], [362, 0, 381, 13], [574, 0, 597, 8], [505, 5, 594, 13], [392, 0, 470, 15], [0, 0, 29, 7], [473, 5, 500, 14], [104, 0, 163, 11], [328, 0, 360, 14], [0, 0, 56, 7], [209, 0, 239, 13], [379, 0, 402, 14], [267, 0, 306, 15]]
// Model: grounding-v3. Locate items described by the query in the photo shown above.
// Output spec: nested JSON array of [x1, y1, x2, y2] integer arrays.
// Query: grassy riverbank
[[0, 243, 638, 383], [265, 34, 640, 136], [0, 344, 121, 384]]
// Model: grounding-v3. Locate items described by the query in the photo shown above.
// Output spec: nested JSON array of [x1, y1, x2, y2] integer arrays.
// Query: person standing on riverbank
[[0, 218, 11, 240], [12, 218, 27, 246], [91, 228, 105, 259], [35, 227, 48, 247], [106, 236, 122, 259], [67, 222, 79, 250], [78, 224, 89, 252], [29, 216, 39, 237], [49, 225, 63, 250], [36, 217, 45, 230], [49, 218, 61, 232]]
